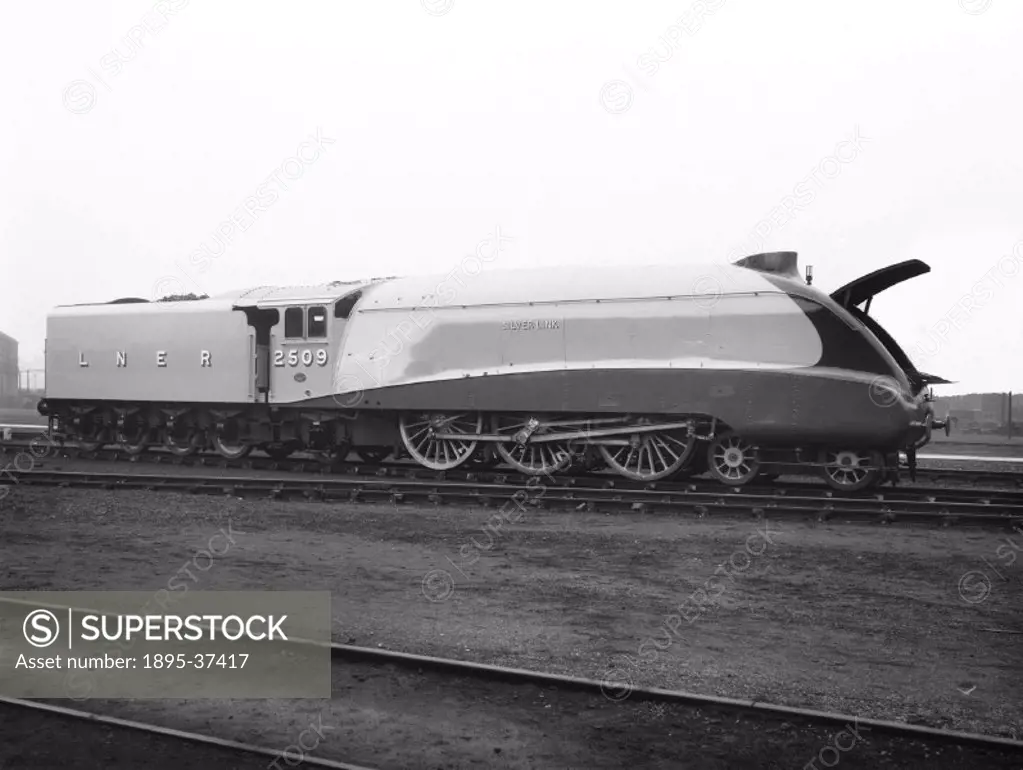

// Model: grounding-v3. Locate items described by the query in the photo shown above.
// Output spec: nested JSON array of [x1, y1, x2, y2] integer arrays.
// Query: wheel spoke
[[399, 412, 480, 470], [598, 424, 696, 481]]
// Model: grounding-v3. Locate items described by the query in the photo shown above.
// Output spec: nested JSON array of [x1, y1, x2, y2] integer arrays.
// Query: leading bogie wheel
[[399, 412, 482, 471], [707, 431, 760, 486], [819, 449, 884, 493]]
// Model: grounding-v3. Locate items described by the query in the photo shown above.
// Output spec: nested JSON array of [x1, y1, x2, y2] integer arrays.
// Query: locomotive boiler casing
[[329, 263, 929, 451]]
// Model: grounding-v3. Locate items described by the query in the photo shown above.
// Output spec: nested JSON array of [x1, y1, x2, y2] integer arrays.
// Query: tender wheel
[[399, 412, 482, 470], [598, 422, 698, 482], [75, 412, 108, 452], [210, 418, 252, 460], [819, 449, 884, 493], [493, 415, 573, 476], [353, 447, 392, 464], [707, 432, 760, 486], [164, 426, 202, 457], [118, 414, 151, 456], [211, 435, 252, 460]]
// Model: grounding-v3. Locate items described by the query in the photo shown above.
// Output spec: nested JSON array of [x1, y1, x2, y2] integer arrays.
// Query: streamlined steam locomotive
[[38, 252, 949, 492]]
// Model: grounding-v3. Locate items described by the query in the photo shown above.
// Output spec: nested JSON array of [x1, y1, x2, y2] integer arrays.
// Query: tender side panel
[[45, 304, 254, 403], [335, 291, 822, 396]]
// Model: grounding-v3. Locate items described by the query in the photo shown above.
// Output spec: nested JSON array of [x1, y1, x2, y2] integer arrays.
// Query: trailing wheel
[[707, 431, 760, 486], [492, 415, 573, 476], [819, 449, 884, 493], [353, 447, 392, 464], [598, 421, 698, 482], [399, 412, 482, 471], [313, 439, 351, 467], [263, 442, 297, 461]]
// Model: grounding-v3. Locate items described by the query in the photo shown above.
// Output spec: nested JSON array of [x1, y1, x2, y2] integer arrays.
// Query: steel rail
[[3, 433, 1023, 483], [0, 595, 1020, 755], [5, 468, 1022, 528], [2, 438, 1022, 494], [0, 696, 378, 770]]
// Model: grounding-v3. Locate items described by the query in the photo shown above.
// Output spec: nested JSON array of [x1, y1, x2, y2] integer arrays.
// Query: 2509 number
[[274, 349, 329, 367]]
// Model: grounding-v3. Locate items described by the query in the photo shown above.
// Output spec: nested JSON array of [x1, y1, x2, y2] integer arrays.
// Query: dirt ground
[[0, 486, 1021, 764], [15, 659, 1022, 769], [0, 704, 279, 769]]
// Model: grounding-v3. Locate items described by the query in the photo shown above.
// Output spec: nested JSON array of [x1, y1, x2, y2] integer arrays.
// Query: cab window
[[334, 291, 361, 319], [284, 307, 304, 338], [308, 306, 327, 338]]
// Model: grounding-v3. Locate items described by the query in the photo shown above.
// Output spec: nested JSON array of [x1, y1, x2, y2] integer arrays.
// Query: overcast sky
[[1, 0, 1021, 395]]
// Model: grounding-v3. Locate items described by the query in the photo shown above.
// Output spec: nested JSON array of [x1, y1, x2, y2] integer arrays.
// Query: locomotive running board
[[432, 420, 697, 443]]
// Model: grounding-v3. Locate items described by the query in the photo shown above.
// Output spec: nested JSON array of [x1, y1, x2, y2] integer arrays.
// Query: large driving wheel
[[492, 414, 574, 476], [399, 412, 482, 470], [598, 421, 698, 482]]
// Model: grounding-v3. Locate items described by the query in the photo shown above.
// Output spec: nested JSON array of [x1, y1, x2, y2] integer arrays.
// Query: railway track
[[0, 698, 372, 770], [3, 431, 1023, 489], [5, 465, 1023, 528], [0, 595, 1021, 769], [3, 434, 1023, 492]]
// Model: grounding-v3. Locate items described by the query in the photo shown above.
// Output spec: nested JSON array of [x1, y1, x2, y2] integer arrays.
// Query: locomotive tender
[[39, 252, 948, 492]]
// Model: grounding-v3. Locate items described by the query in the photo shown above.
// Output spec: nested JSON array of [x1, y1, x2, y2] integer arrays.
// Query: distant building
[[981, 392, 1007, 422], [0, 331, 17, 405]]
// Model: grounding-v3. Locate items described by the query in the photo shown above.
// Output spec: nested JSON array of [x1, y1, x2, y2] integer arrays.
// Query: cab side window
[[334, 291, 361, 319], [284, 307, 304, 338], [308, 306, 327, 338]]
